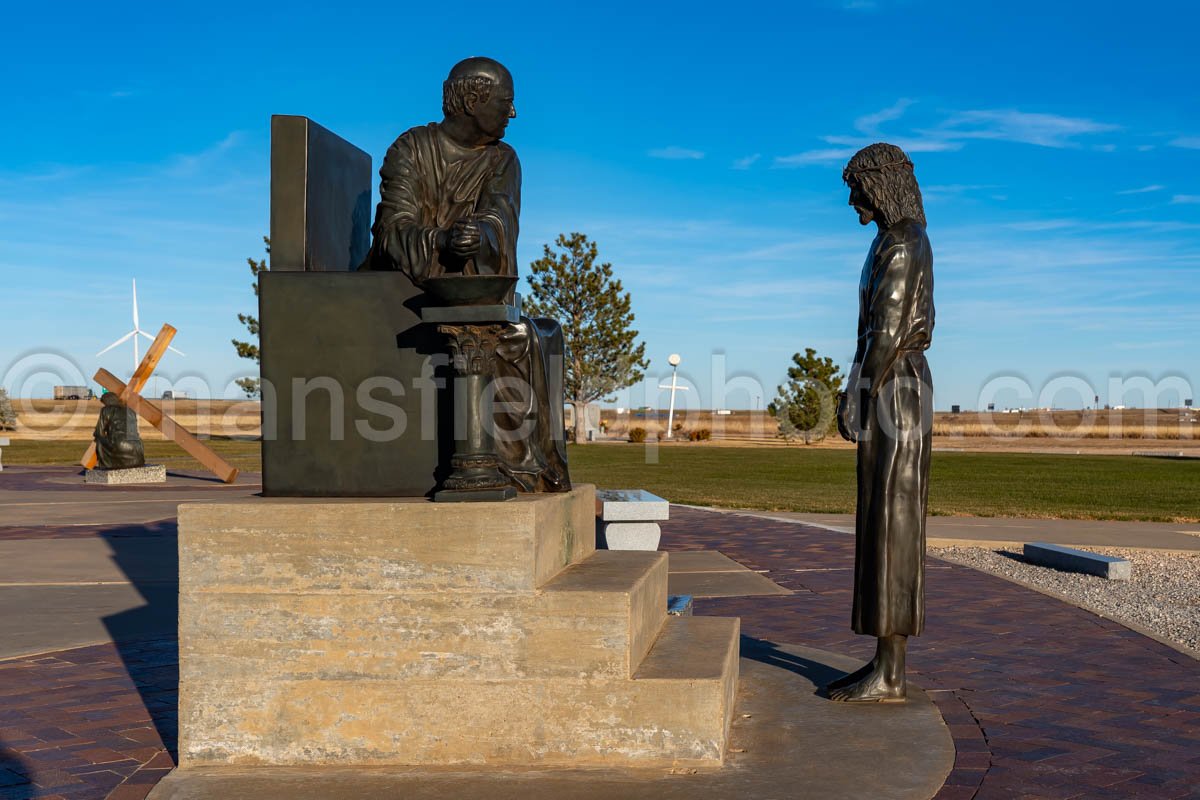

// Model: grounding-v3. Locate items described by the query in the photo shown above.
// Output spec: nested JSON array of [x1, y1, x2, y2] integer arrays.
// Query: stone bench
[[0, 437, 8, 471], [1023, 542, 1131, 581], [596, 489, 669, 551]]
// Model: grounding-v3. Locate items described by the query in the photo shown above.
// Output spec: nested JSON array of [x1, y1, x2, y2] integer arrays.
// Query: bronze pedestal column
[[434, 323, 517, 502]]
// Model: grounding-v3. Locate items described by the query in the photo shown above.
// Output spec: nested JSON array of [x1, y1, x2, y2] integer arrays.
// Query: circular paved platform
[[146, 641, 952, 800], [0, 499, 1198, 799]]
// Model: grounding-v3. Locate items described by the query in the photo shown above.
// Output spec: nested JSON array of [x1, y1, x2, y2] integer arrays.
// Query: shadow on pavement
[[100, 522, 180, 759], [0, 741, 35, 799], [740, 635, 848, 692]]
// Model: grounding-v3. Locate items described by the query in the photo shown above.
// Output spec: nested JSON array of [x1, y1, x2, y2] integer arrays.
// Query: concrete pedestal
[[176, 485, 739, 769], [84, 464, 167, 484], [149, 642, 954, 800]]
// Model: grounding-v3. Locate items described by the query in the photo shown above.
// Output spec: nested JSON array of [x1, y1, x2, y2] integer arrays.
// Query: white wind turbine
[[96, 279, 185, 372]]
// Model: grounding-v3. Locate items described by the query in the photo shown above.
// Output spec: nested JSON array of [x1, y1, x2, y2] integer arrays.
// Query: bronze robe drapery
[[851, 218, 934, 638], [368, 123, 520, 281], [364, 123, 569, 492], [94, 401, 145, 470]]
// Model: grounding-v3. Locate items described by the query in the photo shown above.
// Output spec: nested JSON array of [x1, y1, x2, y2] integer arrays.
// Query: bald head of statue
[[441, 57, 516, 143]]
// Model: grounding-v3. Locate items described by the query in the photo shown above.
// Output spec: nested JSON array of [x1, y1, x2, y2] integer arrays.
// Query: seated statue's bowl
[[423, 275, 517, 306]]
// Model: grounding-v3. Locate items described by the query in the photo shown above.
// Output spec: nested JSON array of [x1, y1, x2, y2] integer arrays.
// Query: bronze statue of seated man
[[361, 56, 569, 493], [93, 392, 146, 470]]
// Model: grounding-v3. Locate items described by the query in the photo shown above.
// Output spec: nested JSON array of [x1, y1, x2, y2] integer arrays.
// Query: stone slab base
[[84, 464, 167, 484], [148, 642, 953, 800], [1024, 541, 1131, 580], [178, 486, 739, 767]]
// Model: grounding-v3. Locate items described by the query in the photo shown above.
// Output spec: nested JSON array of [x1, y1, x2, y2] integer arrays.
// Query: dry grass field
[[3, 401, 1196, 456], [599, 408, 1200, 453], [8, 398, 261, 441]]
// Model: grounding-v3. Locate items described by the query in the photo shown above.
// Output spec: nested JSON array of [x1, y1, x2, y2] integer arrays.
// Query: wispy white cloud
[[1005, 219, 1080, 232], [732, 153, 761, 170], [165, 131, 244, 177], [823, 133, 960, 154], [854, 99, 914, 135], [982, 217, 1200, 235], [931, 109, 1120, 148], [1171, 194, 1200, 205], [1169, 136, 1200, 149], [773, 148, 858, 167], [922, 184, 1003, 202], [695, 277, 845, 300], [0, 164, 93, 185], [1113, 340, 1189, 351], [1117, 184, 1165, 195], [110, 89, 135, 99], [773, 101, 1115, 167], [648, 146, 705, 160]]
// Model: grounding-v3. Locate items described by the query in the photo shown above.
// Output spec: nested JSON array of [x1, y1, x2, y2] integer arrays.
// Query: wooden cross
[[80, 325, 240, 484]]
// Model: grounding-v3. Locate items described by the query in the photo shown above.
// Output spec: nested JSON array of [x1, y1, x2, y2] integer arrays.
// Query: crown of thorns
[[844, 157, 913, 177]]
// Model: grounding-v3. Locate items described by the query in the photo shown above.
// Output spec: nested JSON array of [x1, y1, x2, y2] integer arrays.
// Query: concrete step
[[181, 613, 743, 769], [179, 485, 596, 595], [177, 489, 738, 768], [539, 549, 667, 676], [635, 614, 741, 681], [182, 549, 669, 683], [629, 615, 742, 763]]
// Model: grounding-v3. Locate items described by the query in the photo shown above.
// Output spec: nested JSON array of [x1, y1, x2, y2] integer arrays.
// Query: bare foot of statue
[[827, 634, 908, 703], [825, 661, 874, 692]]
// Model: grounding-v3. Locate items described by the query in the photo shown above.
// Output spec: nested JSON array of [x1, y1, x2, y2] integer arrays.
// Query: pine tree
[[0, 388, 16, 431], [524, 233, 649, 443], [231, 237, 269, 398], [768, 348, 844, 445]]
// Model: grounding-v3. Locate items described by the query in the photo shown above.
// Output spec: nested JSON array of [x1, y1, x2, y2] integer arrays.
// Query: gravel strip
[[931, 545, 1200, 655]]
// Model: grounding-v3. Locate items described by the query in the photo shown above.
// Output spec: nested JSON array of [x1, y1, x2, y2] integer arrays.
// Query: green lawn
[[1, 439, 263, 474], [5, 440, 1198, 522], [568, 445, 1200, 523]]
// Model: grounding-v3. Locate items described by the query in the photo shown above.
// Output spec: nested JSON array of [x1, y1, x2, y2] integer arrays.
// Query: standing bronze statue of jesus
[[828, 143, 934, 703]]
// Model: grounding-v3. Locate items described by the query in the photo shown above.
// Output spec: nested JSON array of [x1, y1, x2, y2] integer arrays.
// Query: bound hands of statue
[[448, 218, 481, 258], [837, 390, 859, 444]]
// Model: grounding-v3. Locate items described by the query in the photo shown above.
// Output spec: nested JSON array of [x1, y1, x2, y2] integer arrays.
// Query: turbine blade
[[137, 329, 156, 341], [96, 330, 136, 356], [132, 279, 139, 330], [166, 345, 186, 357]]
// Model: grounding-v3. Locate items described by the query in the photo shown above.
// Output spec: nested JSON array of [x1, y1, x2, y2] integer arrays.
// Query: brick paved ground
[[0, 640, 175, 800], [669, 508, 1200, 800], [0, 507, 1197, 799], [0, 521, 178, 542]]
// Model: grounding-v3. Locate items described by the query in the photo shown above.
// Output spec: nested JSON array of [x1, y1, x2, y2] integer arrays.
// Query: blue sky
[[2, 0, 1197, 411]]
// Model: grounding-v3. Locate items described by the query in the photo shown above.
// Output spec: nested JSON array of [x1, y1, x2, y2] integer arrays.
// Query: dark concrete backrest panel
[[259, 271, 450, 496], [270, 115, 372, 272]]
